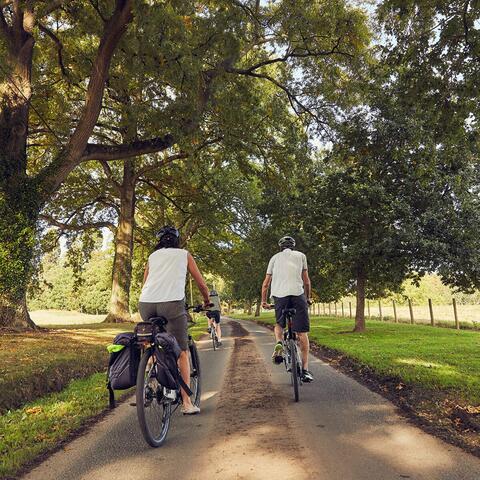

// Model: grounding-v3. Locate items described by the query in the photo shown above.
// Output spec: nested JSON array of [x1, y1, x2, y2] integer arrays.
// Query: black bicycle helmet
[[278, 235, 296, 249], [156, 225, 180, 248]]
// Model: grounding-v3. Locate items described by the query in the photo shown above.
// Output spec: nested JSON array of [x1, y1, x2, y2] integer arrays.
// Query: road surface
[[23, 319, 480, 480]]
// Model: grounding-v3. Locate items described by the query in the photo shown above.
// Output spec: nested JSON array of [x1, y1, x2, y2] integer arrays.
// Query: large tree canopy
[[0, 0, 370, 328]]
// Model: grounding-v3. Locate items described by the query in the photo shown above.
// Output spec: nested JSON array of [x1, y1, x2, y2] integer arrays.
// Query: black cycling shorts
[[206, 311, 221, 324], [273, 294, 310, 333]]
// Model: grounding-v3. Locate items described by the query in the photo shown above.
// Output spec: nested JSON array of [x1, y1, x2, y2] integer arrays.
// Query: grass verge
[[0, 316, 208, 479], [232, 313, 480, 456], [0, 323, 131, 413], [0, 373, 132, 479]]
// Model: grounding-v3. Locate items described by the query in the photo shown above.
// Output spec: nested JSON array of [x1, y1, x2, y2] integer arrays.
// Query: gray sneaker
[[301, 369, 314, 383]]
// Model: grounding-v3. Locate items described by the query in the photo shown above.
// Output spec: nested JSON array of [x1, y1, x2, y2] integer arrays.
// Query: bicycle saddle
[[282, 308, 296, 316], [149, 316, 168, 326]]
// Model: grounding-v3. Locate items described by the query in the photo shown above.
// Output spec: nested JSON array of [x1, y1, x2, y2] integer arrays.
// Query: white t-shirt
[[266, 248, 307, 298], [139, 248, 188, 303]]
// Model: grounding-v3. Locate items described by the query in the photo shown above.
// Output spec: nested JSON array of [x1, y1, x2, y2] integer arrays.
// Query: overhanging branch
[[81, 134, 174, 162], [40, 213, 116, 233]]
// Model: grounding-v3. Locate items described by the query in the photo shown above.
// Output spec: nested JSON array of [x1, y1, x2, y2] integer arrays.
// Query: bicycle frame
[[281, 309, 303, 401]]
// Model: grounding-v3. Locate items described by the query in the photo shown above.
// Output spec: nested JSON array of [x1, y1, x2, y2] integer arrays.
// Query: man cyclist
[[139, 226, 210, 414], [261, 235, 314, 383], [206, 289, 222, 346]]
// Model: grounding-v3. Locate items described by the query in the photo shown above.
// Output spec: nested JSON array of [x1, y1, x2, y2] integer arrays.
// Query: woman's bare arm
[[187, 252, 210, 304]]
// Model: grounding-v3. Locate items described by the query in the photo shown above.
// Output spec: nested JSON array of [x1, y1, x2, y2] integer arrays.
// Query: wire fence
[[308, 299, 480, 330]]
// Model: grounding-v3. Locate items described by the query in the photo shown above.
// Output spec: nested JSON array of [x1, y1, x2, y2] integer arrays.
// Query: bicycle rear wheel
[[188, 338, 201, 407], [136, 348, 172, 447], [212, 330, 217, 351], [289, 339, 300, 402]]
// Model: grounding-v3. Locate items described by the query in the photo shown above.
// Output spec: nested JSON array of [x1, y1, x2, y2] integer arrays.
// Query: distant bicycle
[[135, 304, 207, 447], [208, 321, 220, 350]]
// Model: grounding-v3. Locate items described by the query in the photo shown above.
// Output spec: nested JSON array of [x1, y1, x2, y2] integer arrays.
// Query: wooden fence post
[[453, 298, 459, 330], [408, 298, 414, 324], [349, 301, 352, 318], [367, 300, 370, 318], [328, 303, 331, 316], [323, 303, 326, 315], [428, 299, 435, 326], [334, 302, 337, 316], [378, 300, 383, 321], [393, 300, 398, 323], [341, 302, 344, 318]]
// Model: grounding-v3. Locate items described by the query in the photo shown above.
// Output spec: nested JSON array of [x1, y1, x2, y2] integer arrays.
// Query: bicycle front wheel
[[136, 348, 171, 447], [289, 339, 300, 402], [189, 338, 201, 407]]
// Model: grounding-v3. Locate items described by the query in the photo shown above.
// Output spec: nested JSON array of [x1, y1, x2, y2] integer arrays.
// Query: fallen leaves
[[25, 406, 43, 415]]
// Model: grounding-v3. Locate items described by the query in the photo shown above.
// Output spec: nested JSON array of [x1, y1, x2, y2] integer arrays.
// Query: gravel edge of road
[[242, 317, 480, 460]]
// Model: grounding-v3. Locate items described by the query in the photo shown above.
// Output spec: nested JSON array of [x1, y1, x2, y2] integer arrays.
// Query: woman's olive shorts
[[138, 299, 189, 350]]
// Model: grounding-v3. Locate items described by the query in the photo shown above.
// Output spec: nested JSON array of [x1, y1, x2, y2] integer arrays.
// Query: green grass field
[[308, 302, 480, 328], [233, 313, 480, 405], [30, 309, 106, 326], [0, 313, 207, 479]]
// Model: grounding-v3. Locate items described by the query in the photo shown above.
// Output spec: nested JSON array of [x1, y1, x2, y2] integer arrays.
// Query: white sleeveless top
[[139, 248, 188, 303]]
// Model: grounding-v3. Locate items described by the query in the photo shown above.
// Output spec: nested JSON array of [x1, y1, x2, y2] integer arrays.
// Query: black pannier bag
[[107, 332, 140, 408], [154, 332, 192, 396]]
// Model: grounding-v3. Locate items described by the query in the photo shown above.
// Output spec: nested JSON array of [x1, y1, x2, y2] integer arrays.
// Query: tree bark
[[254, 297, 261, 317], [0, 290, 37, 330], [353, 268, 367, 332], [105, 160, 135, 323]]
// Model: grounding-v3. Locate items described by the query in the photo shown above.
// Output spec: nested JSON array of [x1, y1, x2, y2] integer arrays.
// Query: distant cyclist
[[261, 235, 314, 382], [138, 226, 210, 414], [206, 289, 222, 346]]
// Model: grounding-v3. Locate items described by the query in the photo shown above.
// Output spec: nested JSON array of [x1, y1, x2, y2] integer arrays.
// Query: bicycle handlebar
[[187, 303, 214, 313]]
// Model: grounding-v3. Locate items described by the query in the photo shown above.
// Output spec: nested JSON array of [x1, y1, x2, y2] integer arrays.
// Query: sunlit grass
[[0, 373, 131, 479], [232, 313, 480, 404], [0, 323, 130, 413]]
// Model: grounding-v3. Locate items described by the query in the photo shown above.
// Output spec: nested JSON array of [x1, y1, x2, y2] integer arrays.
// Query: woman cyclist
[[138, 226, 210, 414]]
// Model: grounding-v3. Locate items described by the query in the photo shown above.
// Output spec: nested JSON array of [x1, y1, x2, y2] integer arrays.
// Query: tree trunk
[[0, 291, 37, 330], [353, 268, 366, 332], [0, 2, 132, 329], [105, 160, 135, 323], [254, 298, 261, 317], [0, 185, 39, 329]]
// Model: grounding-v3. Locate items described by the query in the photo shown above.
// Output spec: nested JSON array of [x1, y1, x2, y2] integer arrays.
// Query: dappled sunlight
[[339, 422, 456, 472], [395, 357, 463, 379], [198, 423, 316, 480], [396, 358, 445, 369], [200, 390, 219, 401]]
